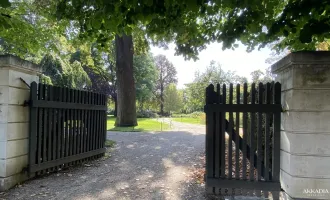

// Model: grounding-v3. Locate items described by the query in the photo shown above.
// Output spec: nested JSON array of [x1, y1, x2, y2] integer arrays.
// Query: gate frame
[[204, 82, 282, 196], [28, 82, 107, 173]]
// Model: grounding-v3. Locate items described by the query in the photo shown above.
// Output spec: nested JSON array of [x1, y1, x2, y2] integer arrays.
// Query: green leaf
[[299, 25, 312, 43], [0, 0, 11, 8], [186, 0, 199, 12], [91, 18, 102, 29], [144, 0, 153, 7]]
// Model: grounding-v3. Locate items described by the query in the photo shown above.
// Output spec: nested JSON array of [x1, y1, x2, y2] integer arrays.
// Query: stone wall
[[0, 55, 40, 191], [272, 51, 330, 199]]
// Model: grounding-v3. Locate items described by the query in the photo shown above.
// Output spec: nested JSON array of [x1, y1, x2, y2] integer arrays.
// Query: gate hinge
[[23, 100, 31, 107], [21, 166, 29, 173]]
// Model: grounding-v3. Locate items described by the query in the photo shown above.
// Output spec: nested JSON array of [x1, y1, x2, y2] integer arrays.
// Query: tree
[[250, 69, 274, 83], [40, 53, 90, 89], [250, 70, 264, 83], [164, 83, 182, 114], [185, 61, 247, 112], [4, 0, 329, 126], [154, 55, 177, 115], [133, 53, 158, 111]]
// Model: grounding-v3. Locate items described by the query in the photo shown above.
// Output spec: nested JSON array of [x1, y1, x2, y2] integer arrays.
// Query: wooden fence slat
[[43, 85, 48, 166], [205, 85, 215, 194], [215, 84, 220, 182], [68, 89, 72, 160], [257, 83, 264, 181], [249, 83, 256, 181], [57, 87, 62, 168], [52, 87, 57, 169], [221, 84, 226, 178], [103, 95, 107, 148], [78, 90, 83, 153], [264, 83, 271, 181], [37, 83, 44, 175], [228, 83, 233, 179], [99, 94, 103, 148], [214, 83, 222, 194], [272, 82, 281, 182], [235, 84, 240, 179], [73, 89, 77, 156], [87, 92, 92, 151], [99, 94, 102, 149], [65, 88, 70, 166], [61, 88, 66, 161], [242, 83, 248, 180], [48, 85, 53, 171], [97, 94, 101, 149], [83, 91, 87, 153], [91, 93, 96, 151], [29, 82, 38, 173], [94, 93, 99, 149]]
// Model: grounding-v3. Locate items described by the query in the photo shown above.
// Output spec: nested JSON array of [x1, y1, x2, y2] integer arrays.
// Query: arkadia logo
[[303, 189, 329, 197]]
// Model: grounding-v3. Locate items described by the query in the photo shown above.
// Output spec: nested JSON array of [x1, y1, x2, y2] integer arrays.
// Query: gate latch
[[23, 100, 31, 107]]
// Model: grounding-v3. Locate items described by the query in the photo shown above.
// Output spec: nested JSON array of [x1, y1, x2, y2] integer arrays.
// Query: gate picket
[[249, 83, 256, 181], [228, 83, 233, 179], [257, 83, 263, 181], [235, 84, 240, 180], [242, 83, 248, 180], [221, 84, 226, 178], [264, 83, 271, 181]]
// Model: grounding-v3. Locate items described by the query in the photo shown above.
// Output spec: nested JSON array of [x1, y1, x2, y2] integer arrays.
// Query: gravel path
[[2, 120, 206, 200]]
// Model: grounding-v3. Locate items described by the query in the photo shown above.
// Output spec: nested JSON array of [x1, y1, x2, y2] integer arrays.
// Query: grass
[[172, 117, 206, 125], [107, 116, 170, 132], [105, 140, 116, 148]]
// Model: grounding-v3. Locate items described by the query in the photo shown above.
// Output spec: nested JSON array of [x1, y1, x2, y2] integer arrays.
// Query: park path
[[2, 121, 206, 200]]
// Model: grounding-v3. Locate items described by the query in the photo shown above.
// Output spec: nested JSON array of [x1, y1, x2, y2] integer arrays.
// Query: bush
[[107, 108, 115, 115], [172, 113, 190, 118], [189, 111, 204, 118], [137, 110, 159, 118]]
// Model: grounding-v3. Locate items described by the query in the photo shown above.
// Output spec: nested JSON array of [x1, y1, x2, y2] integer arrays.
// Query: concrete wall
[[272, 51, 330, 199], [0, 55, 40, 191]]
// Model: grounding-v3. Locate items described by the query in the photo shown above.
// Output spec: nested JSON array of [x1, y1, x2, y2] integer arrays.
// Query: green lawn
[[172, 117, 206, 125], [107, 116, 170, 132]]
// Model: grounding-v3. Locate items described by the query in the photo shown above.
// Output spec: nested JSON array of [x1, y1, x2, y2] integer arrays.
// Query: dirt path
[[2, 121, 206, 200]]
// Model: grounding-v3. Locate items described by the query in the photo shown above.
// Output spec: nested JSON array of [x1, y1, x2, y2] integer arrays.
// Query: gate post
[[0, 55, 41, 191], [272, 51, 330, 199]]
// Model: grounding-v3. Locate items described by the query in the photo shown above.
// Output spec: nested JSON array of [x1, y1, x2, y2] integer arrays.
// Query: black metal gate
[[28, 82, 107, 174], [204, 82, 282, 198]]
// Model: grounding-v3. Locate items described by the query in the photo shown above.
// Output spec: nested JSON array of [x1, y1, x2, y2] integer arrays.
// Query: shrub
[[189, 111, 204, 118], [107, 108, 115, 115], [137, 110, 159, 118]]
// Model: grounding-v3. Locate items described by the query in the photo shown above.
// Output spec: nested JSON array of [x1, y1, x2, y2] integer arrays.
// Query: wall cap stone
[[0, 54, 41, 74], [272, 51, 330, 74]]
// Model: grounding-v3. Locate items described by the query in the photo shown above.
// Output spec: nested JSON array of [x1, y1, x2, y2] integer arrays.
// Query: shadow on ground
[[3, 130, 206, 200]]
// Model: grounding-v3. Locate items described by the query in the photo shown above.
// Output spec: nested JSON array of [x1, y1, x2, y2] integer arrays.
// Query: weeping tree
[[40, 53, 90, 89]]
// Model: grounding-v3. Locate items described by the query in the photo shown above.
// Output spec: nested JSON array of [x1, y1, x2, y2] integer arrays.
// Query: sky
[[151, 42, 273, 88]]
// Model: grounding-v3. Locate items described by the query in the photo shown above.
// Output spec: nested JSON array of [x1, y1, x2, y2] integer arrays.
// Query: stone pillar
[[272, 51, 330, 199], [0, 55, 40, 191]]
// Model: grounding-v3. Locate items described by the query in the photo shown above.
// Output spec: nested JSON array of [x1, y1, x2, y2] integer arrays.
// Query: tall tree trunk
[[113, 96, 118, 117], [114, 34, 137, 126]]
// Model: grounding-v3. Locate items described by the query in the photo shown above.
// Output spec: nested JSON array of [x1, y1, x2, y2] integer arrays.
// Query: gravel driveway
[[2, 120, 206, 200]]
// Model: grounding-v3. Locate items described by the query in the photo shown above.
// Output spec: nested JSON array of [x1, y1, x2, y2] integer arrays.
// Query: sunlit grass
[[107, 116, 170, 132], [172, 117, 206, 125]]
